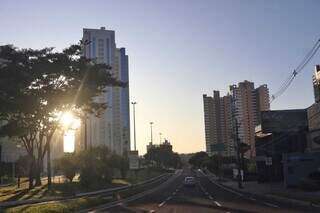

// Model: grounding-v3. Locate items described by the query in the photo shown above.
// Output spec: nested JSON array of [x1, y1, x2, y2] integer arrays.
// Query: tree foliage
[[144, 145, 181, 169], [0, 44, 126, 188], [54, 146, 129, 187], [77, 147, 122, 188], [54, 154, 78, 183], [188, 151, 209, 168]]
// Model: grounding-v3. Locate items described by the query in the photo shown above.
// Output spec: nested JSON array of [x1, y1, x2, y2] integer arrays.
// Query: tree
[[144, 146, 181, 169], [0, 44, 125, 189], [55, 154, 78, 183], [77, 147, 116, 188], [110, 153, 129, 179], [188, 151, 209, 168], [170, 153, 182, 169]]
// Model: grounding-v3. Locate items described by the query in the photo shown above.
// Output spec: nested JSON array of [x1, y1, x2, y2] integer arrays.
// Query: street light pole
[[131, 102, 137, 151], [84, 113, 88, 150], [150, 122, 154, 145]]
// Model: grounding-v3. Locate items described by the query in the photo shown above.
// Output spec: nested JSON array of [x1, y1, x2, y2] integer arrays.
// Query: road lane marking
[[166, 196, 172, 201], [249, 197, 256, 201], [264, 202, 279, 208], [214, 201, 222, 207], [159, 201, 166, 207], [208, 196, 213, 200], [172, 192, 176, 195]]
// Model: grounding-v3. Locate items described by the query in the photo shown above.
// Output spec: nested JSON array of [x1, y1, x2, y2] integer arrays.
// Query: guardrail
[[0, 173, 171, 209], [75, 173, 170, 197]]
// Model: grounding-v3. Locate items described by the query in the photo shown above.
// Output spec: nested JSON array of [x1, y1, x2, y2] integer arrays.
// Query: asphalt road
[[89, 169, 318, 213]]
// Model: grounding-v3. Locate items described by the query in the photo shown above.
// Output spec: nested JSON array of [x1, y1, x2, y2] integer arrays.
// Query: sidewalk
[[207, 172, 320, 208]]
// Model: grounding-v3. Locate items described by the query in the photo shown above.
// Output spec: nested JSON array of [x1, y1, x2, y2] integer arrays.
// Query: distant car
[[184, 176, 196, 187]]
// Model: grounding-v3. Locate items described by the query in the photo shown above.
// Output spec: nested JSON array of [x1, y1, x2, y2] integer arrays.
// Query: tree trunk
[[34, 160, 42, 186], [28, 159, 34, 189], [47, 140, 51, 189], [28, 169, 33, 189]]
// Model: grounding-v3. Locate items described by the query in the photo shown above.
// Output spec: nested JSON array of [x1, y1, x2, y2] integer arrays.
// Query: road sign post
[[129, 151, 139, 170]]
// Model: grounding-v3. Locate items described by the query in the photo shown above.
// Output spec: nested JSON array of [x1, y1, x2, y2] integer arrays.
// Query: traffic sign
[[128, 151, 139, 170]]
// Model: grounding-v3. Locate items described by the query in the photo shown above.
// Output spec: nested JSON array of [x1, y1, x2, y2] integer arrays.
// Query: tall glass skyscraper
[[82, 27, 130, 155]]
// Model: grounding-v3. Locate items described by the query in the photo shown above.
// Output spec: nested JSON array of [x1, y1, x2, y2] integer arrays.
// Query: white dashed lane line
[[158, 201, 166, 207], [159, 188, 179, 208], [214, 201, 222, 207], [264, 202, 279, 208], [198, 180, 223, 208]]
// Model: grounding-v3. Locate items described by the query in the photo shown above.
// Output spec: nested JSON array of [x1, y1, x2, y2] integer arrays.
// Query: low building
[[283, 152, 320, 187], [147, 139, 173, 152], [307, 102, 320, 152], [255, 109, 308, 183], [160, 139, 172, 152]]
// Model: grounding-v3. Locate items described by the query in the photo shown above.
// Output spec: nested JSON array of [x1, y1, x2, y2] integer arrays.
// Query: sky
[[1, 0, 320, 154]]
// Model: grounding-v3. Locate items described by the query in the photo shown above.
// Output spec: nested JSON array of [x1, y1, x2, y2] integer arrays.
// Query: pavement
[[206, 172, 320, 208], [83, 168, 319, 213]]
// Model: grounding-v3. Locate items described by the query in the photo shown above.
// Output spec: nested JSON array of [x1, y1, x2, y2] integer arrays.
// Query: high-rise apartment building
[[313, 65, 320, 103], [203, 91, 234, 157], [220, 95, 235, 156], [82, 27, 130, 155], [203, 81, 270, 158], [203, 94, 215, 156], [230, 81, 270, 158], [255, 84, 270, 124]]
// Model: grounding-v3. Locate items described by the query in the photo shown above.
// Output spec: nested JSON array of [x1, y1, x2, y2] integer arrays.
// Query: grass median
[[0, 168, 167, 203], [3, 170, 171, 213], [4, 196, 113, 213]]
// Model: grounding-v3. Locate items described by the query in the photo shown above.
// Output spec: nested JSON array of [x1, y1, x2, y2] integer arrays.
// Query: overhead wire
[[271, 39, 320, 102]]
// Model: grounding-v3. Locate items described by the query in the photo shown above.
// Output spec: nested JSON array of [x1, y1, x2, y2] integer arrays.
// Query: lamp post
[[150, 122, 154, 145], [131, 102, 137, 151]]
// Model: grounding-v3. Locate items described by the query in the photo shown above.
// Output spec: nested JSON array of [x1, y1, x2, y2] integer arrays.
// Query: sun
[[60, 111, 81, 129]]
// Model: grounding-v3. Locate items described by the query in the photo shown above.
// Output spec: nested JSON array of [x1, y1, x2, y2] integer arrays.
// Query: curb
[[206, 174, 320, 210]]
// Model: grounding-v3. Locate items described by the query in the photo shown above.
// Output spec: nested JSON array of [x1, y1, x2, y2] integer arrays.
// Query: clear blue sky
[[1, 0, 320, 154]]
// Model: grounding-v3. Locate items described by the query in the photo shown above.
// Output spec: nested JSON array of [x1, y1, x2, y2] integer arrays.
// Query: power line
[[296, 39, 320, 73], [271, 39, 320, 102]]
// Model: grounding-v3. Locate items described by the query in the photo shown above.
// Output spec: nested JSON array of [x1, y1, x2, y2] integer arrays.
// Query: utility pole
[[84, 113, 87, 150], [150, 122, 154, 144], [159, 132, 162, 144], [231, 95, 243, 189], [131, 102, 137, 151]]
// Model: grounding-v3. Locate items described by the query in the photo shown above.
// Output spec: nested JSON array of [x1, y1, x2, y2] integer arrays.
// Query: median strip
[[3, 173, 173, 213]]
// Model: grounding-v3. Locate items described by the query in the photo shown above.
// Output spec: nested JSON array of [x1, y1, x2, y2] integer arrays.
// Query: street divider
[[0, 173, 171, 209], [75, 173, 169, 197], [79, 169, 183, 213]]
